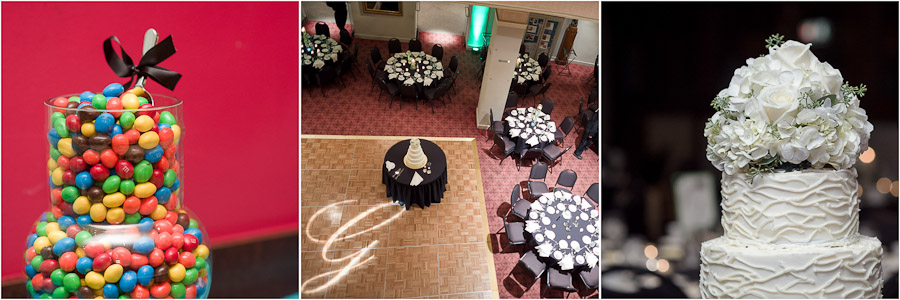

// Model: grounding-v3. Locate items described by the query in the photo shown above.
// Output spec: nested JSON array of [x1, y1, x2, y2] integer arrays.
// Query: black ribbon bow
[[104, 35, 181, 91]]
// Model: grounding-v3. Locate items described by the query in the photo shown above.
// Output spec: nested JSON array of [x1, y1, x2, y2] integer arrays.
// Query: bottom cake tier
[[700, 235, 883, 299]]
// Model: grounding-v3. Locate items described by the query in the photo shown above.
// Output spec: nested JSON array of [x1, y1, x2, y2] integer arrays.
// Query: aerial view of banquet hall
[[300, 1, 599, 299]]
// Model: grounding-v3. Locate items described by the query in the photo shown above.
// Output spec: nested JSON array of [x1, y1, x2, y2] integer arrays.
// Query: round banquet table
[[513, 53, 542, 86], [383, 51, 446, 96], [525, 190, 600, 271], [382, 139, 448, 210], [505, 107, 557, 153], [302, 33, 343, 85]]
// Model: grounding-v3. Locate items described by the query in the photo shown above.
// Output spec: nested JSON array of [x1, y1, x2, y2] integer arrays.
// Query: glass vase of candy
[[29, 84, 211, 298]]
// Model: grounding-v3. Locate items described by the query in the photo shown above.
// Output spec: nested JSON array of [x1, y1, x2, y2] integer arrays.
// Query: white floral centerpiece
[[384, 51, 443, 86], [301, 34, 342, 69], [516, 53, 542, 84], [704, 34, 873, 181]]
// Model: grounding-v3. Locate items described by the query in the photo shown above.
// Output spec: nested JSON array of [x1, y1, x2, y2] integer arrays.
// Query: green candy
[[49, 112, 65, 126], [40, 292, 52, 299], [195, 257, 206, 269], [170, 282, 186, 299], [26, 280, 34, 294], [138, 97, 148, 105], [61, 186, 79, 202], [134, 164, 152, 183], [103, 175, 122, 193], [67, 96, 80, 102], [63, 273, 81, 292], [159, 111, 177, 125], [182, 268, 198, 285], [119, 180, 135, 195], [164, 169, 177, 187], [52, 286, 68, 299], [31, 256, 43, 270], [50, 147, 61, 161], [189, 219, 198, 229], [119, 112, 136, 130], [45, 212, 57, 223], [50, 269, 66, 286], [125, 213, 141, 224], [119, 295, 131, 299], [75, 231, 92, 247], [91, 94, 107, 110], [53, 118, 69, 138], [36, 222, 48, 237]]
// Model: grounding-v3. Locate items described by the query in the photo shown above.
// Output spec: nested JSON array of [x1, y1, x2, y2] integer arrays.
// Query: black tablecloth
[[384, 53, 444, 97], [526, 192, 599, 270], [382, 139, 448, 210]]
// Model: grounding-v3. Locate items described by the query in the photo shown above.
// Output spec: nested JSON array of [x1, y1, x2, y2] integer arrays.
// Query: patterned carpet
[[301, 21, 599, 299]]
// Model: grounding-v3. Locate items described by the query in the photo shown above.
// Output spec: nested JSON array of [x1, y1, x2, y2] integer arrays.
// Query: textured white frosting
[[721, 168, 860, 244], [404, 138, 427, 169], [700, 236, 883, 299]]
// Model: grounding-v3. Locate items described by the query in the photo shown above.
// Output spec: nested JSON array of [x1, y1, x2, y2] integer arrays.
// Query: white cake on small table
[[404, 138, 428, 169]]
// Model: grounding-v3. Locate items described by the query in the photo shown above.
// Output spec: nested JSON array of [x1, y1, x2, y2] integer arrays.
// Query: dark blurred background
[[600, 2, 899, 298]]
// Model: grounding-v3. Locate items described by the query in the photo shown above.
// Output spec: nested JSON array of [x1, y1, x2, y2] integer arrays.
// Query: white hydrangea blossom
[[704, 40, 873, 175]]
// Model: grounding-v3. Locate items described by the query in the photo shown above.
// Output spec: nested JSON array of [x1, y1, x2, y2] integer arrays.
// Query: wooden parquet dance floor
[[301, 136, 499, 299]]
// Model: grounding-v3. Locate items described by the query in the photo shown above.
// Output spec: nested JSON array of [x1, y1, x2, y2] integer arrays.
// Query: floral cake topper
[[704, 34, 873, 181]]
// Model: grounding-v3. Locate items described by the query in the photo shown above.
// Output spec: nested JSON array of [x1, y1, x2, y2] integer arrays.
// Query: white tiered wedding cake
[[404, 138, 428, 169], [700, 35, 882, 298]]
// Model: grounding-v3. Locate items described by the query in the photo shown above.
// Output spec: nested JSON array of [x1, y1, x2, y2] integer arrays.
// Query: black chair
[[526, 162, 550, 200], [588, 88, 598, 105], [509, 185, 531, 220], [518, 251, 547, 282], [376, 78, 400, 109], [540, 145, 572, 173], [370, 47, 383, 67], [366, 60, 379, 92], [540, 64, 553, 84], [577, 99, 599, 132], [421, 83, 448, 114], [543, 268, 577, 298], [398, 83, 419, 111], [539, 98, 554, 115], [314, 65, 343, 96], [315, 22, 330, 37], [488, 109, 505, 142], [338, 55, 355, 80], [503, 218, 527, 246], [443, 75, 457, 102], [518, 148, 543, 172], [490, 133, 515, 166], [583, 182, 599, 205], [511, 83, 530, 100], [554, 116, 575, 144], [431, 44, 444, 62], [504, 92, 518, 113], [339, 28, 352, 46], [529, 83, 552, 106], [538, 53, 549, 68], [519, 43, 526, 55], [448, 56, 459, 78], [553, 169, 577, 194], [348, 43, 361, 72], [580, 267, 598, 290], [388, 38, 402, 54], [408, 39, 422, 52]]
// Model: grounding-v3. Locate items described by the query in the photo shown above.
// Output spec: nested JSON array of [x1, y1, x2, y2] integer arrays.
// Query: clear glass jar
[[26, 92, 211, 298]]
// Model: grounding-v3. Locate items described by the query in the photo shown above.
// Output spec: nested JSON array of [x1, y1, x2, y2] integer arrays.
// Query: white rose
[[756, 85, 801, 124], [771, 41, 819, 70], [780, 143, 809, 164], [811, 61, 843, 95]]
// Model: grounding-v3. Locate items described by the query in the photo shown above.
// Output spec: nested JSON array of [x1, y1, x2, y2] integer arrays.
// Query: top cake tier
[[721, 168, 859, 244]]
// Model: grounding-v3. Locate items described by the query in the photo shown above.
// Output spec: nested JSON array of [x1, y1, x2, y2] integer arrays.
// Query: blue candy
[[144, 145, 163, 163], [57, 216, 75, 231], [26, 233, 38, 248], [155, 187, 171, 204], [75, 256, 93, 274], [171, 179, 181, 192], [158, 123, 171, 130], [77, 102, 92, 109], [75, 171, 94, 189], [25, 264, 37, 278], [119, 270, 137, 293], [94, 113, 115, 133], [48, 176, 59, 189], [184, 228, 203, 244], [138, 218, 154, 233], [80, 91, 95, 102], [76, 215, 93, 226], [48, 129, 61, 147], [132, 237, 155, 254], [111, 124, 123, 137], [52, 237, 76, 256], [102, 283, 119, 298], [136, 265, 154, 286], [102, 83, 124, 98]]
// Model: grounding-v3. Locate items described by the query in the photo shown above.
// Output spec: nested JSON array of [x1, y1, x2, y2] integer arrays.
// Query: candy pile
[[25, 83, 210, 298]]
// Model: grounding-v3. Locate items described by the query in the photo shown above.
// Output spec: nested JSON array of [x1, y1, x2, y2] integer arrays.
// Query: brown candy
[[154, 264, 169, 284], [78, 286, 93, 298], [89, 133, 111, 152], [40, 246, 55, 260], [77, 106, 99, 121], [176, 213, 191, 228], [124, 145, 144, 165], [72, 135, 89, 156], [87, 187, 105, 203], [65, 102, 79, 116]]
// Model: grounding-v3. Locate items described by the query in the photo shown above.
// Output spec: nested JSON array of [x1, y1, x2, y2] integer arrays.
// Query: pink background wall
[[2, 2, 299, 280]]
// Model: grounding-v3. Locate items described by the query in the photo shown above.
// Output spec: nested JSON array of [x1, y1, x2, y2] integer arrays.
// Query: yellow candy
[[199, 268, 207, 277], [51, 168, 64, 186], [75, 248, 86, 257], [73, 196, 91, 214], [168, 263, 186, 282], [138, 131, 159, 149], [150, 205, 167, 220], [106, 208, 125, 225], [81, 123, 96, 137], [103, 192, 126, 208], [90, 203, 107, 222], [192, 245, 210, 259], [48, 158, 58, 171], [171, 124, 182, 142], [134, 182, 157, 198], [57, 138, 75, 157], [134, 115, 154, 132], [32, 237, 50, 252], [121, 93, 140, 109], [104, 264, 123, 283], [85, 271, 105, 289], [48, 231, 67, 245], [45, 222, 61, 233]]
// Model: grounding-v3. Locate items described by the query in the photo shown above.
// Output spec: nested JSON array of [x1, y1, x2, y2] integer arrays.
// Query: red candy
[[90, 164, 110, 181], [164, 247, 179, 264], [148, 248, 165, 267], [164, 211, 178, 226], [65, 224, 81, 238], [182, 234, 199, 252], [124, 129, 141, 145], [26, 247, 38, 262], [50, 188, 63, 206], [59, 252, 78, 272], [149, 281, 170, 299], [158, 128, 174, 148], [69, 156, 87, 173], [171, 233, 184, 250], [112, 247, 133, 267], [100, 149, 119, 169], [155, 232, 173, 250], [51, 97, 68, 113], [154, 156, 170, 172], [154, 220, 174, 234], [165, 197, 178, 210], [92, 253, 112, 271], [131, 284, 150, 299], [172, 225, 185, 235], [42, 277, 55, 293], [57, 156, 70, 170], [185, 284, 197, 298], [83, 241, 105, 258], [139, 196, 158, 215], [151, 169, 165, 189], [116, 160, 134, 179], [106, 97, 123, 117], [178, 252, 196, 268], [137, 104, 155, 117], [164, 145, 178, 161], [83, 150, 100, 166], [39, 258, 59, 275], [62, 170, 76, 186], [123, 196, 141, 214], [112, 135, 130, 155], [131, 254, 149, 269], [58, 202, 75, 216], [51, 206, 65, 219], [31, 273, 44, 290], [65, 115, 81, 133]]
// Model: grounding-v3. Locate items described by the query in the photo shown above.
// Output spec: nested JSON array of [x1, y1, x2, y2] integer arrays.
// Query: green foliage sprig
[[841, 82, 867, 104], [711, 95, 730, 112], [765, 33, 786, 49], [746, 155, 782, 184]]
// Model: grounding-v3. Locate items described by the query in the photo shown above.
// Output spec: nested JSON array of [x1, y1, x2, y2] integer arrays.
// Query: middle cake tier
[[721, 168, 859, 244]]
